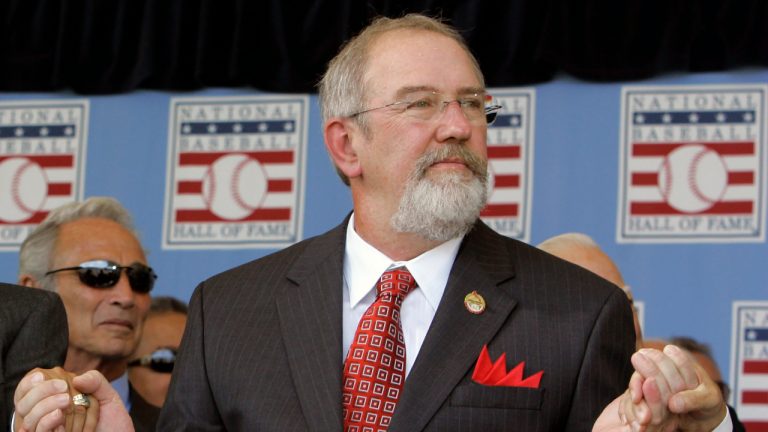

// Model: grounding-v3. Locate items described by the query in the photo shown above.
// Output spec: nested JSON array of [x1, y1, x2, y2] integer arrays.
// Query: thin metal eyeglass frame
[[347, 94, 503, 125]]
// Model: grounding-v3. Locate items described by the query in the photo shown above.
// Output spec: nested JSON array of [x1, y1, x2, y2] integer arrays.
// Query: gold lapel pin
[[464, 290, 486, 314]]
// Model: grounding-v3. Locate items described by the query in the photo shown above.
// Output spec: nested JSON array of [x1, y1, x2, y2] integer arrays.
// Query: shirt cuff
[[712, 405, 733, 432]]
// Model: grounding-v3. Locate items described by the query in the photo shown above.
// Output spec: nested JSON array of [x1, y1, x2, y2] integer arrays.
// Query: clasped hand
[[13, 367, 134, 432], [595, 345, 727, 432]]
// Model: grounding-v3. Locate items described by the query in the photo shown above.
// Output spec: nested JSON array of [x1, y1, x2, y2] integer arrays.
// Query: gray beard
[[390, 145, 488, 242]]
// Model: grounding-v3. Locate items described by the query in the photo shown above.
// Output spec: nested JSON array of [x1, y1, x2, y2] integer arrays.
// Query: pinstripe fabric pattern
[[0, 283, 68, 428], [159, 218, 635, 431], [129, 384, 161, 432]]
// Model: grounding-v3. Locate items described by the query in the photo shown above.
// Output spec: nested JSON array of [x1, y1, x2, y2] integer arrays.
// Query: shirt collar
[[345, 213, 463, 310], [111, 371, 131, 411]]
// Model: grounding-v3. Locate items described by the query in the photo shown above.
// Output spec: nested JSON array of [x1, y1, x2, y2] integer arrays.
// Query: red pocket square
[[471, 345, 543, 388]]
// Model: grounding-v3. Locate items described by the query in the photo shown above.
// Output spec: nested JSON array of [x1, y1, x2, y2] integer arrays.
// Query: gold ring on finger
[[72, 393, 91, 408]]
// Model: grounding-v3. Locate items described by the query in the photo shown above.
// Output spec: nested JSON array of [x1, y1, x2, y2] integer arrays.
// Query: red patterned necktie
[[342, 267, 417, 432]]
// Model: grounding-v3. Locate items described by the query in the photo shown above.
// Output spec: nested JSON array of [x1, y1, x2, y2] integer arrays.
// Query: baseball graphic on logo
[[658, 144, 728, 213], [0, 157, 48, 223], [202, 154, 268, 220]]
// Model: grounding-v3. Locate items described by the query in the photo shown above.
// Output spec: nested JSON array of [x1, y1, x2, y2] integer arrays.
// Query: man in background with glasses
[[12, 196, 159, 432], [128, 296, 187, 409]]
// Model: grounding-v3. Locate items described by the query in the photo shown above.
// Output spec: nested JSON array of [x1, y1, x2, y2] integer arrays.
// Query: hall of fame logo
[[730, 301, 768, 430], [162, 95, 308, 249], [482, 88, 535, 242], [618, 85, 767, 243], [0, 100, 88, 251]]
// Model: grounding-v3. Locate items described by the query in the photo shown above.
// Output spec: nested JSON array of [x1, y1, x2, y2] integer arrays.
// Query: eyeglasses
[[128, 348, 176, 373], [348, 90, 503, 125], [45, 259, 157, 293]]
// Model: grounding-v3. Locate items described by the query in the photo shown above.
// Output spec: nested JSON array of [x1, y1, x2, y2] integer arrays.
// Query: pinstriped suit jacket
[[0, 283, 68, 429], [159, 219, 635, 431]]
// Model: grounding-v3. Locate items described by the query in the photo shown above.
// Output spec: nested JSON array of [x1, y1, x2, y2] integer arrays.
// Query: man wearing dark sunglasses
[[12, 197, 159, 432], [128, 296, 188, 408]]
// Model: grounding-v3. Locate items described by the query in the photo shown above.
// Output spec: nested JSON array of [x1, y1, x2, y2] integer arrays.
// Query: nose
[[109, 270, 136, 309], [435, 100, 473, 142]]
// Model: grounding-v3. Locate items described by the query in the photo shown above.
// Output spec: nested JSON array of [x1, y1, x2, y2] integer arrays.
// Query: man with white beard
[[158, 14, 730, 432]]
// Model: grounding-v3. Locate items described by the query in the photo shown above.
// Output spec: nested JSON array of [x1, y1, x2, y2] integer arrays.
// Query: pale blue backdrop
[[1, 68, 766, 396]]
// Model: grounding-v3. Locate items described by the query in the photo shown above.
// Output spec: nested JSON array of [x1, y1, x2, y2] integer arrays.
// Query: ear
[[18, 274, 42, 288], [324, 118, 363, 180]]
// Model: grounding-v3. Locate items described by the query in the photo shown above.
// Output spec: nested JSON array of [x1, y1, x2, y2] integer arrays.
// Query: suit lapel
[[389, 222, 518, 432], [275, 220, 347, 432]]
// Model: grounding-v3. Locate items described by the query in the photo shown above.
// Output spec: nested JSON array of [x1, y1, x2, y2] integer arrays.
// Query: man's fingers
[[640, 347, 698, 401], [72, 370, 134, 432], [662, 345, 699, 390], [18, 384, 70, 430], [83, 392, 100, 432], [64, 400, 74, 432], [642, 377, 673, 426], [29, 406, 65, 432], [668, 375, 723, 415], [631, 398, 652, 427], [632, 351, 673, 405], [70, 396, 89, 432], [14, 370, 46, 406], [664, 345, 700, 390], [72, 370, 123, 405], [628, 372, 644, 403], [618, 387, 653, 429], [15, 372, 64, 418]]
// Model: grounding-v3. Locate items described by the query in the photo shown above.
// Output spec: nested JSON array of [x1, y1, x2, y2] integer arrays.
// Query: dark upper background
[[1, 0, 766, 95]]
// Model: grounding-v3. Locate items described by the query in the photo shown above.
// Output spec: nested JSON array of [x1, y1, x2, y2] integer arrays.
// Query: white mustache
[[413, 144, 487, 180]]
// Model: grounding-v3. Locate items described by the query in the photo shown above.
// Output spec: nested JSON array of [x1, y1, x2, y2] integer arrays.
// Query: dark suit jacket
[[728, 404, 746, 432], [0, 283, 68, 429], [159, 219, 635, 431], [130, 383, 161, 432]]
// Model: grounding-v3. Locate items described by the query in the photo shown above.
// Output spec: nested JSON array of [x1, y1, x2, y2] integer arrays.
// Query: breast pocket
[[449, 383, 544, 410]]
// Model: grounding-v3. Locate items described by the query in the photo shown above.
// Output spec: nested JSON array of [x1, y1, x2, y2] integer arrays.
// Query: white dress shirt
[[342, 213, 462, 377], [112, 371, 131, 411]]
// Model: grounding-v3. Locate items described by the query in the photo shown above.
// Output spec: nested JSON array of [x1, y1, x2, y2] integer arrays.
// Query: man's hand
[[70, 370, 134, 432], [13, 367, 94, 432], [648, 346, 726, 430], [594, 345, 728, 432], [13, 368, 134, 432]]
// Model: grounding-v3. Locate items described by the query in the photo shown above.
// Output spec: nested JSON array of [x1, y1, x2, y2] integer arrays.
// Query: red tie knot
[[377, 267, 417, 299]]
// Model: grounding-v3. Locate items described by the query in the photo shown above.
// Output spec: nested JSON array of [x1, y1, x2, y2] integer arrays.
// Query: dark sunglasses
[[128, 347, 176, 373], [45, 259, 157, 293]]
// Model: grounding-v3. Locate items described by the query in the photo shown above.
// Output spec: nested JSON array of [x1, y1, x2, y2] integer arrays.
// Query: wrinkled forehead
[[363, 29, 484, 100], [54, 217, 147, 265]]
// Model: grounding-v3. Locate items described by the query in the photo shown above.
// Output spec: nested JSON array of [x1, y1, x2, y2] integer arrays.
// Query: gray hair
[[317, 13, 484, 185], [149, 296, 189, 316], [19, 196, 141, 291]]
